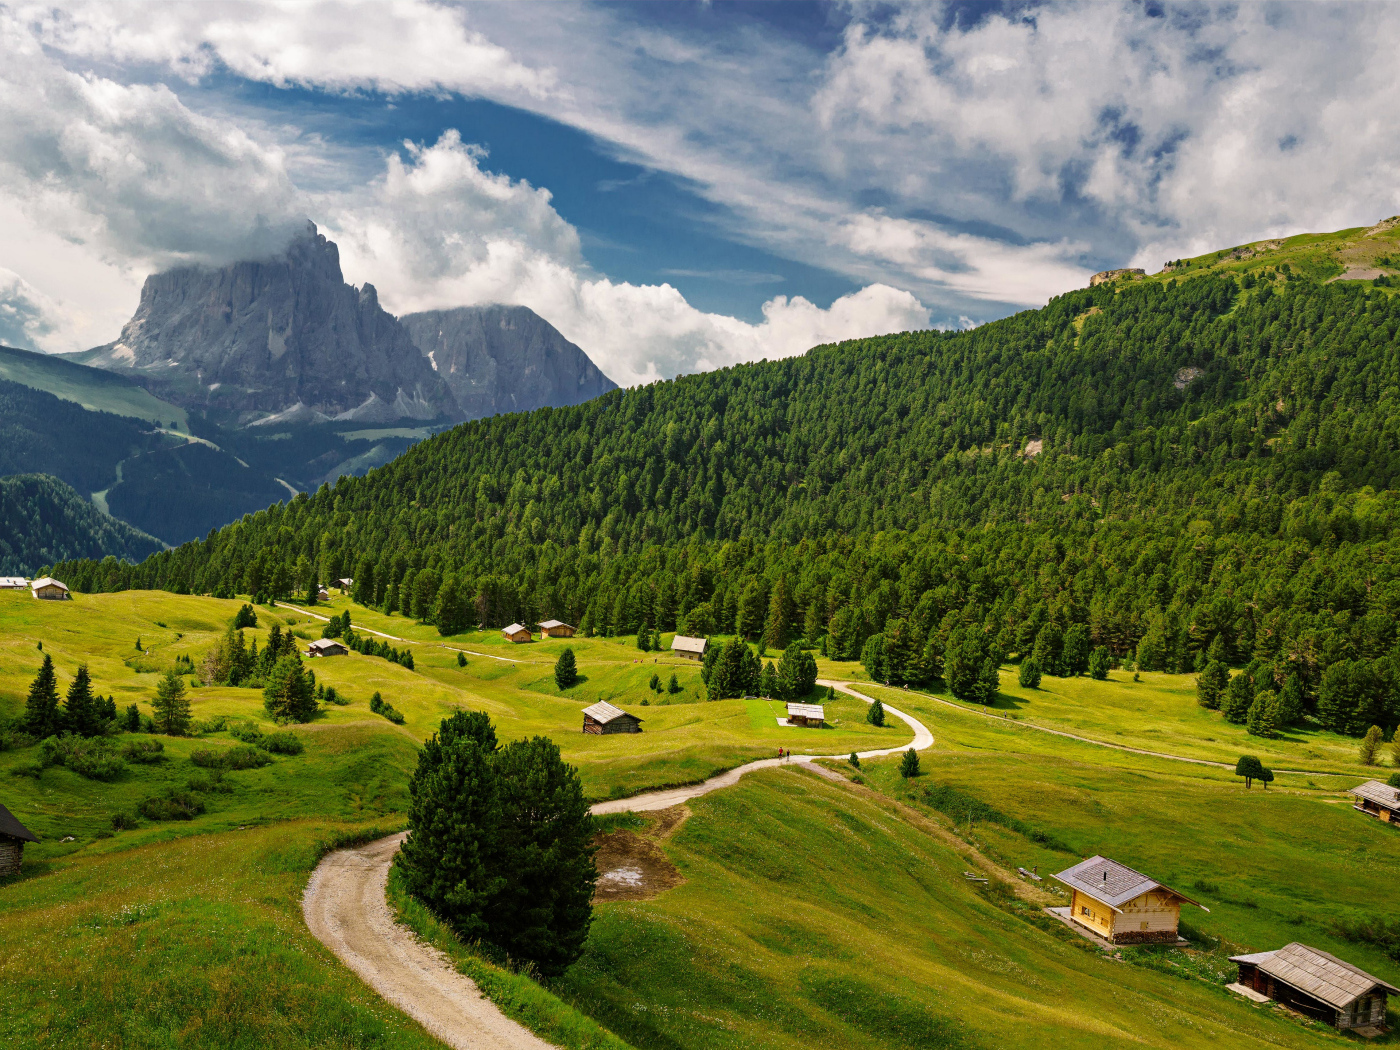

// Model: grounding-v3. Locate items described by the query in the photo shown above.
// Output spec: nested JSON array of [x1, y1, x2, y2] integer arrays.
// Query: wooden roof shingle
[[582, 701, 641, 725], [1053, 855, 1204, 911], [1230, 942, 1400, 1009], [0, 802, 38, 842], [1350, 779, 1400, 808]]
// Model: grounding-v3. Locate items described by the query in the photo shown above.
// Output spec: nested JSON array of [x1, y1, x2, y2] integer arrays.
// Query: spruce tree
[[64, 664, 102, 737], [867, 698, 885, 727], [636, 629, 651, 652], [759, 661, 778, 698], [1359, 725, 1383, 765], [1196, 660, 1229, 710], [554, 648, 578, 689], [1062, 624, 1090, 676], [1221, 671, 1254, 724], [764, 577, 793, 651], [649, 672, 661, 692], [899, 748, 920, 778], [1246, 691, 1277, 738], [1031, 623, 1064, 677], [24, 654, 62, 738], [667, 673, 680, 694], [152, 668, 191, 736], [1274, 674, 1304, 727], [1018, 658, 1042, 689], [263, 654, 316, 723], [1088, 646, 1111, 681]]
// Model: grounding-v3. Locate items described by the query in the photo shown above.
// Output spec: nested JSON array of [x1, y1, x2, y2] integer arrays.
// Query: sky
[[2, 1, 1399, 386]]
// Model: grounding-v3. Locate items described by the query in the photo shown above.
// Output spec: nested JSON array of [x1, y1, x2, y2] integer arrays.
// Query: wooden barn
[[1052, 855, 1205, 945], [30, 577, 70, 601], [316, 586, 331, 601], [671, 635, 707, 661], [306, 638, 348, 657], [0, 802, 38, 877], [502, 623, 533, 644], [785, 702, 825, 727], [1350, 779, 1400, 826], [539, 619, 576, 638], [0, 576, 28, 589], [582, 701, 643, 735], [1230, 942, 1396, 1032], [336, 577, 354, 593]]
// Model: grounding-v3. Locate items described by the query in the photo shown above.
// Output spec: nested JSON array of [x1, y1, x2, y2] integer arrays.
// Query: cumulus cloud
[[0, 268, 58, 351], [324, 133, 929, 385]]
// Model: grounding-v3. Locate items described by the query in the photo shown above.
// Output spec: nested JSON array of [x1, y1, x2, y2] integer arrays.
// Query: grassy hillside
[[0, 473, 163, 575], [0, 344, 188, 427]]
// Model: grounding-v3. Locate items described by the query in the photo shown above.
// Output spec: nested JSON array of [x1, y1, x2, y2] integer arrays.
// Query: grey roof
[[1052, 855, 1202, 911], [582, 701, 641, 724], [1351, 779, 1400, 808], [0, 802, 38, 842], [30, 577, 68, 591], [1229, 943, 1400, 1009], [786, 702, 825, 720], [539, 620, 572, 630], [307, 638, 346, 651], [502, 623, 529, 635], [671, 635, 707, 654]]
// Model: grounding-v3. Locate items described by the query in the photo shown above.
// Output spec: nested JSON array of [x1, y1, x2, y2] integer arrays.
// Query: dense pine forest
[[48, 272, 1400, 735]]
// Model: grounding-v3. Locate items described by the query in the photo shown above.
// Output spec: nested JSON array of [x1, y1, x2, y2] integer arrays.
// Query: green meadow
[[2, 590, 1396, 1047]]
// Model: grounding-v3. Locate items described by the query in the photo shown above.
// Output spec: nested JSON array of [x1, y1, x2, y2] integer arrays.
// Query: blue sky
[[1, 1, 1399, 384]]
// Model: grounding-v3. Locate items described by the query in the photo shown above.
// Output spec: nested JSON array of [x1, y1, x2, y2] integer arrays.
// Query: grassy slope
[[0, 344, 189, 428], [554, 768, 1354, 1050]]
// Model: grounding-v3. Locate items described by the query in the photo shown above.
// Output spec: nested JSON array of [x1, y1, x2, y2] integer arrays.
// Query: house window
[[1081, 906, 1091, 916], [1140, 922, 1149, 930]]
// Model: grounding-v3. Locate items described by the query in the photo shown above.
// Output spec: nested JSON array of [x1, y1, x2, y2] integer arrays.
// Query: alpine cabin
[[539, 619, 576, 638], [1052, 855, 1205, 945], [1230, 942, 1396, 1032], [1350, 780, 1400, 826], [582, 701, 643, 735], [306, 638, 348, 657], [0, 802, 38, 877], [785, 702, 825, 727], [30, 577, 70, 600], [502, 623, 533, 644], [0, 577, 27, 589], [671, 635, 707, 661]]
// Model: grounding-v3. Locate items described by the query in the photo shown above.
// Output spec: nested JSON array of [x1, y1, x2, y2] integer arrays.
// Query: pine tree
[[152, 669, 191, 735], [458, 651, 468, 667], [1221, 671, 1254, 724], [24, 654, 62, 738], [1088, 646, 1111, 680], [554, 648, 578, 690], [867, 698, 885, 727], [1031, 623, 1064, 677], [649, 672, 661, 692], [263, 654, 316, 723], [1246, 691, 1277, 738], [1235, 754, 1266, 789], [899, 749, 920, 778], [1274, 674, 1304, 727], [64, 664, 102, 737], [1062, 624, 1090, 676], [667, 673, 680, 694], [764, 577, 793, 651], [637, 629, 651, 652], [759, 661, 778, 698], [1018, 658, 1042, 689], [975, 656, 1000, 705], [1359, 725, 1383, 765], [1196, 660, 1229, 710]]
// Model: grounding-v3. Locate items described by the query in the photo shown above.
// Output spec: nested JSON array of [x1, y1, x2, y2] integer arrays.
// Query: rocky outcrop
[[1088, 268, 1146, 287], [78, 224, 459, 423], [400, 305, 616, 420]]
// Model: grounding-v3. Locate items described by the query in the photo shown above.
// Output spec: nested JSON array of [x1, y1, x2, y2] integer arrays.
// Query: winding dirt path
[[303, 832, 554, 1050]]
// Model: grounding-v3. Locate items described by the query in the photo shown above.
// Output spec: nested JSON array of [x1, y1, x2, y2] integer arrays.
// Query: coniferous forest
[[47, 272, 1400, 736]]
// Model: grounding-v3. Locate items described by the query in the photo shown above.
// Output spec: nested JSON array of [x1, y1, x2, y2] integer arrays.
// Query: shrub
[[187, 772, 233, 794], [457, 651, 467, 667], [0, 726, 34, 752], [223, 745, 273, 770], [228, 721, 264, 744], [189, 748, 223, 768], [1018, 658, 1042, 689], [848, 752, 860, 768], [194, 714, 229, 734], [260, 731, 304, 755], [41, 734, 125, 780], [137, 790, 206, 821], [322, 686, 350, 706], [1388, 772, 1400, 789], [867, 698, 885, 727], [120, 739, 165, 764], [9, 762, 43, 779], [110, 811, 139, 831], [899, 748, 920, 778], [369, 691, 404, 724]]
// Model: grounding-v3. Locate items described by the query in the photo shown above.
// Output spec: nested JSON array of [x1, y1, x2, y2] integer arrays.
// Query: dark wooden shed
[[0, 802, 38, 877], [1230, 942, 1396, 1032], [582, 701, 643, 735]]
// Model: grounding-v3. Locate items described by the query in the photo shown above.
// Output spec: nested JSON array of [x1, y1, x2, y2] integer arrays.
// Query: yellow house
[[1052, 855, 1206, 945]]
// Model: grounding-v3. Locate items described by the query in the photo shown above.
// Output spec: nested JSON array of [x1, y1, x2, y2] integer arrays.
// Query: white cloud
[[0, 268, 58, 350], [324, 133, 929, 385]]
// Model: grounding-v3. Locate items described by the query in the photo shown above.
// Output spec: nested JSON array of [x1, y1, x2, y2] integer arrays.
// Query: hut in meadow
[[306, 638, 348, 657], [582, 701, 643, 735], [785, 702, 825, 728], [30, 577, 70, 600], [539, 619, 576, 638], [1052, 855, 1205, 945], [1230, 942, 1396, 1031], [1350, 780, 1400, 826], [502, 623, 533, 644], [0, 803, 38, 877], [336, 577, 354, 593], [316, 586, 331, 601], [0, 577, 28, 589], [671, 635, 707, 661]]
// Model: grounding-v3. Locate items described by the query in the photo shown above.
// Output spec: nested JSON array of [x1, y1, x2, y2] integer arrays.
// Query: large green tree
[[64, 664, 102, 737], [263, 654, 316, 723], [152, 669, 191, 736], [24, 654, 62, 738]]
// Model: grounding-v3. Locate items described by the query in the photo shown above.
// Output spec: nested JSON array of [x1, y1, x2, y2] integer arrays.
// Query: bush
[[867, 698, 885, 726], [229, 721, 264, 744], [1388, 772, 1400, 789], [187, 771, 233, 794], [223, 744, 273, 770], [40, 734, 126, 780], [0, 726, 34, 751], [457, 651, 467, 667], [189, 748, 223, 768], [120, 739, 165, 764], [260, 731, 304, 755], [322, 686, 350, 706], [1018, 658, 1041, 689], [899, 748, 920, 778], [110, 811, 139, 831], [137, 790, 206, 821], [369, 691, 405, 724], [194, 715, 229, 734], [848, 752, 860, 768], [9, 762, 43, 779]]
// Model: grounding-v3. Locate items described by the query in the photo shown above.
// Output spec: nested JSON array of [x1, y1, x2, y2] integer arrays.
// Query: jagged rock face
[[81, 225, 458, 423], [400, 305, 617, 420]]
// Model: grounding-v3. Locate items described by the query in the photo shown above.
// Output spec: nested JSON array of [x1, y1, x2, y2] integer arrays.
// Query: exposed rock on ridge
[[78, 223, 459, 423], [400, 305, 617, 420]]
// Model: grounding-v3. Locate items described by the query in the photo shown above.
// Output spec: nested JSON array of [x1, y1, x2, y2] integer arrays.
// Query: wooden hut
[[1350, 779, 1400, 826], [502, 623, 533, 644], [582, 701, 643, 735], [1052, 855, 1205, 945], [30, 577, 70, 601], [785, 702, 825, 727], [671, 635, 707, 661], [306, 638, 348, 657], [336, 577, 354, 593], [539, 619, 576, 638], [316, 586, 331, 601], [0, 576, 28, 589], [1230, 943, 1396, 1032], [0, 802, 38, 877]]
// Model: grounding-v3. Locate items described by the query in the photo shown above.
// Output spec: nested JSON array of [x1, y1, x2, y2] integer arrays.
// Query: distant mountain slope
[[401, 305, 616, 419], [0, 473, 162, 575], [75, 223, 459, 425], [0, 344, 189, 427]]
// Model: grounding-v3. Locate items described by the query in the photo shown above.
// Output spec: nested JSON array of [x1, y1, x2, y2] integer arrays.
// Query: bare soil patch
[[592, 805, 688, 902]]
